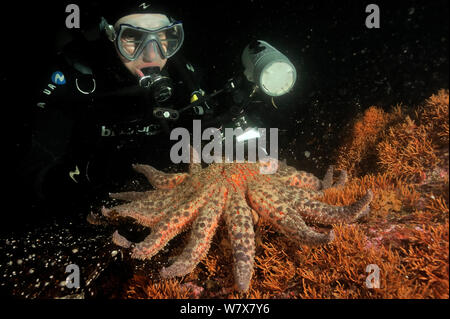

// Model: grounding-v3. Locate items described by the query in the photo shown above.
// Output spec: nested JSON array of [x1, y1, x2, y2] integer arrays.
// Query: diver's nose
[[142, 41, 160, 62]]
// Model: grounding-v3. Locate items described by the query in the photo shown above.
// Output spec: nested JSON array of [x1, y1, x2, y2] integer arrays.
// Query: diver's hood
[[100, 3, 181, 25]]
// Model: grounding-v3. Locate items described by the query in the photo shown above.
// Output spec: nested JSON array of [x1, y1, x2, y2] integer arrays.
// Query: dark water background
[[1, 0, 448, 298]]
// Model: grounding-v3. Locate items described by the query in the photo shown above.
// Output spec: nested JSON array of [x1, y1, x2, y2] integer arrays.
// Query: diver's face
[[114, 14, 169, 78]]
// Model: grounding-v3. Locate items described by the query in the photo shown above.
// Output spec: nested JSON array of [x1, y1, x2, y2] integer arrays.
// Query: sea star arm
[[130, 185, 217, 260], [189, 145, 202, 175], [111, 230, 133, 248], [223, 191, 256, 292], [274, 164, 348, 190], [321, 165, 348, 189], [266, 184, 372, 225], [297, 190, 373, 225], [101, 202, 166, 228], [109, 191, 154, 201], [102, 188, 194, 227], [274, 165, 323, 190], [321, 165, 335, 189], [247, 183, 333, 246], [160, 186, 228, 278], [132, 164, 188, 189], [334, 168, 347, 188]]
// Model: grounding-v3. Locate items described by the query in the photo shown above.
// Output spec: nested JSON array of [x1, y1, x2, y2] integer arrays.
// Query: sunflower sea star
[[97, 154, 373, 292]]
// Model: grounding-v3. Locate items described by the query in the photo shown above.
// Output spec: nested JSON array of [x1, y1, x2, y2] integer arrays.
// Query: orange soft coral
[[377, 116, 440, 182], [417, 89, 449, 146], [336, 105, 405, 177]]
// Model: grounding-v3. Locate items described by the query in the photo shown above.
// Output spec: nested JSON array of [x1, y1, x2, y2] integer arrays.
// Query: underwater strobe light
[[242, 40, 297, 97]]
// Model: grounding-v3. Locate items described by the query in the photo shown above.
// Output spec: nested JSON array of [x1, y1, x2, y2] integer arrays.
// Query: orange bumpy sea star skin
[[100, 154, 373, 292]]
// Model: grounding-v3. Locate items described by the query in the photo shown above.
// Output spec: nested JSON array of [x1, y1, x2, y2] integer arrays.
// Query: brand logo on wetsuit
[[51, 71, 66, 85], [139, 2, 150, 9], [38, 71, 67, 105], [100, 124, 161, 137]]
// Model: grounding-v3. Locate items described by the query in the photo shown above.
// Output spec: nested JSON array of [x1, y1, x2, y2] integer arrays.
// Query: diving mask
[[109, 22, 184, 61]]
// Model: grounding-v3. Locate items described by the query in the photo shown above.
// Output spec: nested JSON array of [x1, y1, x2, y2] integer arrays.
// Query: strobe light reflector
[[242, 40, 297, 96]]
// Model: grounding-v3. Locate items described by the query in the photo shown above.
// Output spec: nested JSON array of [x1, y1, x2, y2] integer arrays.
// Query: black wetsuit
[[20, 35, 213, 216]]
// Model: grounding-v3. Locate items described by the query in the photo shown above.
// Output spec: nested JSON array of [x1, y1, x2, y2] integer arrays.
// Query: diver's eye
[[122, 29, 143, 42], [120, 38, 140, 55], [157, 31, 167, 40], [123, 38, 139, 44]]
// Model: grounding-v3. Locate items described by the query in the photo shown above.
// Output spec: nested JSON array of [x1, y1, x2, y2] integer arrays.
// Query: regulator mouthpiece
[[139, 67, 174, 103]]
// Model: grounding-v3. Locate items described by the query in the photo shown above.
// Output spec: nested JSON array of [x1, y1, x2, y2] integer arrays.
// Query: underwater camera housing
[[211, 40, 297, 141], [180, 40, 297, 113], [218, 40, 297, 142], [167, 40, 297, 141]]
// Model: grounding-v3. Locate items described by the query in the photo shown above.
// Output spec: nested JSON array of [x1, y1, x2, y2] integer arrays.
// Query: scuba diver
[[19, 1, 297, 221], [21, 2, 214, 215]]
